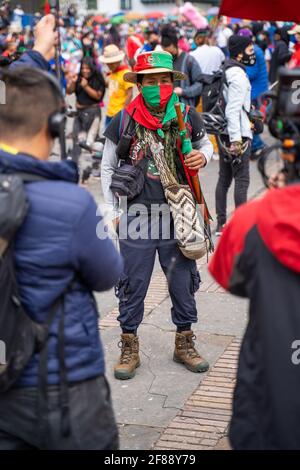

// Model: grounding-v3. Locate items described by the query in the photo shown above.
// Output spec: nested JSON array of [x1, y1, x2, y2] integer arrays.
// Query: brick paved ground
[[153, 339, 240, 450], [97, 256, 241, 450]]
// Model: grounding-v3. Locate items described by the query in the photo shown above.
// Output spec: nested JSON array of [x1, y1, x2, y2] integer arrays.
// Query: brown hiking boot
[[173, 331, 209, 373], [114, 334, 141, 380]]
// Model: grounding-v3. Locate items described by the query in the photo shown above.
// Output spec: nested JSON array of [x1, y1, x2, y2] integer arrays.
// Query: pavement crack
[[139, 347, 183, 414]]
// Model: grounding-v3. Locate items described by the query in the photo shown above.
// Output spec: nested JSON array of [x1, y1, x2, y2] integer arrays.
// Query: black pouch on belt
[[110, 158, 148, 201]]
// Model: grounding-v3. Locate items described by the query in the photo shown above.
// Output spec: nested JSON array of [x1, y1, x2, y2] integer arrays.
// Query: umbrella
[[110, 12, 125, 17], [145, 12, 165, 20], [125, 12, 144, 21], [110, 15, 125, 25], [93, 15, 108, 24]]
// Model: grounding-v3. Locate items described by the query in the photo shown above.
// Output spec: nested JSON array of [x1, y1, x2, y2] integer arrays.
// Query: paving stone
[[153, 339, 239, 450]]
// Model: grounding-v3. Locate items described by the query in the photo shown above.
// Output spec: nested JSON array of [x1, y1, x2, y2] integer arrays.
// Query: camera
[[259, 67, 300, 184]]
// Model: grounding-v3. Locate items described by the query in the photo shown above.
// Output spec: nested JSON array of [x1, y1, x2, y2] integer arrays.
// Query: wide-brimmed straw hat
[[288, 24, 300, 35], [124, 51, 187, 83], [99, 44, 125, 64]]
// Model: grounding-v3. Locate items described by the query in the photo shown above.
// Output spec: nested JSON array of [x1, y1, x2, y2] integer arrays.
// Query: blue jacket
[[246, 45, 269, 101], [10, 50, 66, 93], [10, 50, 51, 71], [0, 150, 123, 387]]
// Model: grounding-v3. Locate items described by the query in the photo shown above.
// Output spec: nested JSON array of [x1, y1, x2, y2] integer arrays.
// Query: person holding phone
[[67, 56, 105, 162]]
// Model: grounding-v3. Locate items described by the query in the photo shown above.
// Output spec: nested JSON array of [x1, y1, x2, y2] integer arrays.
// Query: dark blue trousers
[[116, 214, 201, 332]]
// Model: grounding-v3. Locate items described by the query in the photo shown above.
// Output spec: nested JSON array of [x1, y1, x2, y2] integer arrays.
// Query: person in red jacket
[[288, 24, 300, 69], [125, 27, 144, 67], [209, 168, 300, 449]]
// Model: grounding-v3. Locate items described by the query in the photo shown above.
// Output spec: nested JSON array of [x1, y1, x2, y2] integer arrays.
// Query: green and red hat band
[[134, 51, 174, 73]]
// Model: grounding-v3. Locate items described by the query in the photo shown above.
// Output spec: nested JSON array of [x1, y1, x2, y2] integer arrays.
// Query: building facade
[[99, 0, 220, 15], [16, 0, 219, 16], [10, 0, 41, 13]]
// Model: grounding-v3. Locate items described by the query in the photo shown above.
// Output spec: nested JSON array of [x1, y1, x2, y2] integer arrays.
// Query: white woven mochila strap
[[144, 131, 177, 188], [144, 128, 207, 261]]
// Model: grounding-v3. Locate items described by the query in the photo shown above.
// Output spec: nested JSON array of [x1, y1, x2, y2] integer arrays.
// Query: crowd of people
[[1, 3, 300, 452], [2, 5, 299, 202]]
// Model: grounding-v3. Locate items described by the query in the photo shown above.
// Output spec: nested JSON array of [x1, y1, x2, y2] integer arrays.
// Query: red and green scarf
[[126, 92, 185, 131]]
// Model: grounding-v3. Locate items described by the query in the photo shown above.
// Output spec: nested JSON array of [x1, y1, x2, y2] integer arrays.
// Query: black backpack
[[200, 69, 228, 136], [201, 61, 247, 112], [200, 62, 254, 136], [201, 69, 226, 113], [0, 173, 71, 438]]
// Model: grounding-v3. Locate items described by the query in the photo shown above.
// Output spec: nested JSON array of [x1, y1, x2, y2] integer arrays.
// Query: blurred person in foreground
[[209, 160, 300, 449], [0, 16, 123, 450]]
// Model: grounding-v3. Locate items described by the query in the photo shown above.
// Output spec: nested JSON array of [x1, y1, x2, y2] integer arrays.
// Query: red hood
[[257, 184, 300, 274]]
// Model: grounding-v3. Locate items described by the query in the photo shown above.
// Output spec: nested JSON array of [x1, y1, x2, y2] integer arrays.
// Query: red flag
[[44, 1, 51, 15], [219, 0, 300, 23]]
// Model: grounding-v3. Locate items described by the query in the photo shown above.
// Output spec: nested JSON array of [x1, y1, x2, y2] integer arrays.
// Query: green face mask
[[141, 84, 173, 109]]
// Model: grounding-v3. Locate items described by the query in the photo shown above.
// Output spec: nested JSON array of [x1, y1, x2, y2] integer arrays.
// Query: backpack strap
[[213, 64, 233, 113], [118, 109, 125, 139], [58, 297, 70, 438], [222, 61, 247, 88], [37, 284, 74, 445], [118, 109, 131, 140], [13, 173, 47, 183], [37, 296, 64, 446]]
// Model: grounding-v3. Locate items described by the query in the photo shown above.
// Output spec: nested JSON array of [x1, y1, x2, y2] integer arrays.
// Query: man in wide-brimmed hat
[[101, 50, 213, 381], [100, 44, 134, 128]]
